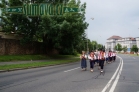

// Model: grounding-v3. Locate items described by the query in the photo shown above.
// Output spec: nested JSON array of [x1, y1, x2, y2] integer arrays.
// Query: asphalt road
[[0, 54, 139, 92]]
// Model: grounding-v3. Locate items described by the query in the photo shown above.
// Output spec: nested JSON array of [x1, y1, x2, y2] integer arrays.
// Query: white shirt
[[88, 55, 96, 60], [80, 54, 87, 59], [105, 52, 108, 58], [108, 52, 113, 57], [94, 51, 99, 59], [98, 52, 106, 59], [112, 53, 116, 56]]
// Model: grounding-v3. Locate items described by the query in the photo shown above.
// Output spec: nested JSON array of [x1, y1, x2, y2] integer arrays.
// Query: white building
[[105, 35, 138, 52], [136, 37, 139, 48]]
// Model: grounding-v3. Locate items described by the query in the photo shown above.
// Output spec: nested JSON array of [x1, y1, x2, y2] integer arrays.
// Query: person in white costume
[[98, 49, 106, 72], [80, 51, 87, 71], [88, 51, 96, 72]]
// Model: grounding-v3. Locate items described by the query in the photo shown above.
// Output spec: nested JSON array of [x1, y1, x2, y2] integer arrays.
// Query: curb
[[0, 61, 79, 73]]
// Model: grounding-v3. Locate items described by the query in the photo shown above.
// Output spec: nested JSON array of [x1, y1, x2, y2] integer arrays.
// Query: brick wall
[[0, 38, 44, 55]]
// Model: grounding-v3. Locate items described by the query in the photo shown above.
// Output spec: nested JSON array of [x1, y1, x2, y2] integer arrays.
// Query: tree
[[38, 0, 88, 54], [97, 44, 103, 50], [122, 46, 127, 52], [114, 45, 117, 51], [91, 41, 97, 51], [114, 43, 122, 52], [75, 33, 87, 53], [101, 45, 105, 50], [1, 0, 40, 44], [131, 45, 138, 53], [1, 0, 88, 55]]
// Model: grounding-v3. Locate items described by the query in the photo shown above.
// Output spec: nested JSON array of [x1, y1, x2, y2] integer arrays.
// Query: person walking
[[113, 51, 116, 61], [108, 51, 112, 63], [98, 49, 106, 72], [94, 50, 99, 66], [80, 51, 87, 71], [105, 51, 109, 63], [97, 50, 101, 70], [88, 51, 96, 72]]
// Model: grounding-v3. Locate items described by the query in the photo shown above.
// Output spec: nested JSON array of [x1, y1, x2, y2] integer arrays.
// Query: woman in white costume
[[88, 51, 96, 72], [80, 51, 87, 71]]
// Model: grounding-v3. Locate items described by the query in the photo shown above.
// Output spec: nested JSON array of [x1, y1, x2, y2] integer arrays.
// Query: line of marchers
[[2, 3, 84, 16]]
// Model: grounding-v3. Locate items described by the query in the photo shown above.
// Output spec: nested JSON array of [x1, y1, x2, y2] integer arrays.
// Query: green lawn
[[0, 58, 80, 70], [0, 54, 80, 70], [130, 54, 139, 56], [0, 54, 80, 62], [0, 55, 50, 62]]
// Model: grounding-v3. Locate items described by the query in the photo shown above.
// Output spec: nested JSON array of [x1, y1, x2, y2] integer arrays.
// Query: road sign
[[1, 3, 84, 16], [63, 7, 79, 13], [3, 7, 23, 13], [63, 7, 85, 13]]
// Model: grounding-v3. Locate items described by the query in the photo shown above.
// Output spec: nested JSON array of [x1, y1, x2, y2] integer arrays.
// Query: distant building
[[136, 37, 139, 49], [105, 35, 139, 52]]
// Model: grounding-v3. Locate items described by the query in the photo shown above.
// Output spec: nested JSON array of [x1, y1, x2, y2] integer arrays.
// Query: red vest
[[108, 52, 112, 57]]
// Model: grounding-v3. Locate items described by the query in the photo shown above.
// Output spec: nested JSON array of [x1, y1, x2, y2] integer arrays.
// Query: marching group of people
[[80, 49, 116, 73]]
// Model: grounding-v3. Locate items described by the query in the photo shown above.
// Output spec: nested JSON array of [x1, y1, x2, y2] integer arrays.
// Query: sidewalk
[[0, 60, 49, 65]]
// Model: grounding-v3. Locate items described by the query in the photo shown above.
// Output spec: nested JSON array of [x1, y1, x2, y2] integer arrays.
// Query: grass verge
[[0, 58, 80, 71], [0, 55, 49, 62], [0, 55, 80, 62], [130, 54, 139, 56]]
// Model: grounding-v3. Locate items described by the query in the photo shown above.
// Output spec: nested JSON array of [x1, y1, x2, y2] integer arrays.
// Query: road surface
[[0, 54, 139, 92]]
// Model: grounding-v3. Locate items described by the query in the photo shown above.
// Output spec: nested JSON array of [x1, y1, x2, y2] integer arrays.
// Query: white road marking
[[64, 67, 80, 72], [109, 56, 123, 92], [101, 56, 122, 92]]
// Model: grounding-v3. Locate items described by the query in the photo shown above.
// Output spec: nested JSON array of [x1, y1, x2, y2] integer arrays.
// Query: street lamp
[[86, 18, 94, 54]]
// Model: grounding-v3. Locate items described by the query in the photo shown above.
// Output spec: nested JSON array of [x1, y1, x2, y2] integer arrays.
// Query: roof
[[123, 37, 136, 41], [107, 35, 122, 40]]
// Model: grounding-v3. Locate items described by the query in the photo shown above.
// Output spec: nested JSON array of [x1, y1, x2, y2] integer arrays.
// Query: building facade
[[136, 37, 139, 49], [105, 35, 139, 52]]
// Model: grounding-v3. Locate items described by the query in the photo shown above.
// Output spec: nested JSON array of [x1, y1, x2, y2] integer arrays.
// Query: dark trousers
[[113, 56, 116, 61], [81, 59, 87, 68], [99, 60, 105, 69], [106, 57, 108, 61], [90, 60, 94, 69], [95, 59, 99, 64], [112, 56, 114, 61], [109, 57, 112, 62], [98, 60, 101, 66]]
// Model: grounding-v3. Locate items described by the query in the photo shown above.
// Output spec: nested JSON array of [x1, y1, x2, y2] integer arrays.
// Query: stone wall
[[0, 38, 44, 55]]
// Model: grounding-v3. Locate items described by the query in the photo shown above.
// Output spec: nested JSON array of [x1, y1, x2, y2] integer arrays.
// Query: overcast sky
[[80, 0, 139, 45]]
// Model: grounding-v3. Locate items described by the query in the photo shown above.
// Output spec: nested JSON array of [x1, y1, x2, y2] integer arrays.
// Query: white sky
[[80, 0, 139, 45]]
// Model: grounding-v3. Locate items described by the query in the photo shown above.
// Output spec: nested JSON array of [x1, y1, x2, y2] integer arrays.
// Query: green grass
[[0, 58, 80, 70], [0, 55, 80, 62], [0, 55, 50, 62]]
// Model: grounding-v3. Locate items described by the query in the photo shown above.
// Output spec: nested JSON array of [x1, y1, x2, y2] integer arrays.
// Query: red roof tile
[[107, 35, 122, 40]]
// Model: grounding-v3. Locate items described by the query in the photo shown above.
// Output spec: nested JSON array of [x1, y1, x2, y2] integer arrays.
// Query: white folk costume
[[88, 52, 96, 72], [105, 52, 109, 62], [108, 51, 113, 62], [94, 51, 99, 65], [98, 51, 106, 72], [112, 52, 116, 61], [80, 54, 87, 70]]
